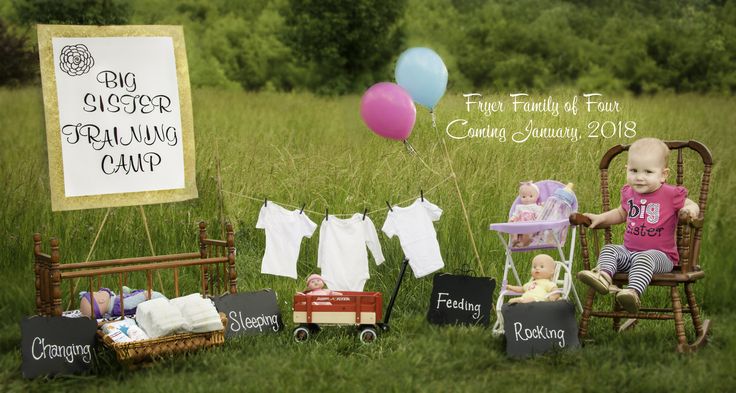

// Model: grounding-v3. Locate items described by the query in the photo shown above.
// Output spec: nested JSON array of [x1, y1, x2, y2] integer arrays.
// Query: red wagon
[[293, 292, 383, 343], [292, 259, 411, 343]]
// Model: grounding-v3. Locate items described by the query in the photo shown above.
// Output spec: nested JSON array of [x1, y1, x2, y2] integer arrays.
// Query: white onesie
[[382, 198, 444, 278], [256, 202, 317, 279], [318, 214, 385, 291]]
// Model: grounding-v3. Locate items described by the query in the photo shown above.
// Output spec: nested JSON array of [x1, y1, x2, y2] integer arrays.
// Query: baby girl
[[577, 138, 699, 313]]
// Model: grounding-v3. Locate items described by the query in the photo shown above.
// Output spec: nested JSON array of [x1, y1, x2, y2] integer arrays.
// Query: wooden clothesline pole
[[431, 110, 485, 276]]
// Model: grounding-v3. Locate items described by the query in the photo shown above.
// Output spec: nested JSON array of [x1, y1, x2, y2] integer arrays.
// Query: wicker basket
[[99, 315, 227, 368]]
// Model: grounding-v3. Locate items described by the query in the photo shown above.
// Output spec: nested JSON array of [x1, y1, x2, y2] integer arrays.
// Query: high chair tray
[[489, 219, 569, 234]]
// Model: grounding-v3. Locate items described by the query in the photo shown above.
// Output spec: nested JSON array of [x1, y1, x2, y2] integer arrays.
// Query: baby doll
[[509, 181, 543, 247], [577, 138, 700, 314], [80, 286, 166, 319], [303, 274, 342, 296], [507, 254, 560, 303]]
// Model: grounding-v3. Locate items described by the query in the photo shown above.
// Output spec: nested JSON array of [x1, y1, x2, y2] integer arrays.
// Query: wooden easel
[[66, 205, 165, 310]]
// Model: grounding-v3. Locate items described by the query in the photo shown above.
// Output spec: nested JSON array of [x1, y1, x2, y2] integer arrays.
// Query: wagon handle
[[382, 258, 410, 329]]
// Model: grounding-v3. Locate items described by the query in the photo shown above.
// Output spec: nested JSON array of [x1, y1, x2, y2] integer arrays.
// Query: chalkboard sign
[[37, 25, 197, 211], [427, 273, 495, 326], [213, 290, 283, 338], [502, 300, 580, 358], [21, 316, 97, 378]]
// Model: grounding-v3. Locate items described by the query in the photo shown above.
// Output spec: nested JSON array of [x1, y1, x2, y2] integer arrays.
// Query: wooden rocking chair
[[569, 140, 712, 352]]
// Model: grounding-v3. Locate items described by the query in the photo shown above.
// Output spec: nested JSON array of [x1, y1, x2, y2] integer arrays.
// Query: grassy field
[[0, 87, 734, 392]]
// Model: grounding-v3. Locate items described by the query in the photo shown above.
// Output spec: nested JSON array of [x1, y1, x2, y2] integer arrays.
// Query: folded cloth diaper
[[170, 293, 223, 333], [135, 297, 188, 338]]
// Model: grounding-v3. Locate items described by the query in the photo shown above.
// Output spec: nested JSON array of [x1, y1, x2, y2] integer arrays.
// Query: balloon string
[[408, 141, 442, 176], [403, 139, 417, 155], [430, 109, 485, 276]]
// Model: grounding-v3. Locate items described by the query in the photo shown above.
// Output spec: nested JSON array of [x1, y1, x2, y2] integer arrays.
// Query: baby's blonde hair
[[629, 137, 670, 167]]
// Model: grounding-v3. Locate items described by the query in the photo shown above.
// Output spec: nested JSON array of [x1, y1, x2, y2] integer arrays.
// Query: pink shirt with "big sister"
[[621, 183, 687, 264]]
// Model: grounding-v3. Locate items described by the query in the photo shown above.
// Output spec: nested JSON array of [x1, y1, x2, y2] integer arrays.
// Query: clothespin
[[386, 201, 393, 212], [421, 189, 424, 202], [264, 198, 267, 207], [362, 208, 368, 220], [325, 208, 329, 221], [300, 204, 305, 214]]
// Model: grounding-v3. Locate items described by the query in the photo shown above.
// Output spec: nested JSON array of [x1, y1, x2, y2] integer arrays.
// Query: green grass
[[0, 87, 734, 392]]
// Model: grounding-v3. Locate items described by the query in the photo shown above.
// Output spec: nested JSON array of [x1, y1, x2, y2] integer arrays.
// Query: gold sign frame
[[38, 25, 197, 211]]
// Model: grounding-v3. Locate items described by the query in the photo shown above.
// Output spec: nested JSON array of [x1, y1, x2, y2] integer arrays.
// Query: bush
[[0, 19, 36, 86], [282, 0, 407, 94], [13, 0, 130, 25]]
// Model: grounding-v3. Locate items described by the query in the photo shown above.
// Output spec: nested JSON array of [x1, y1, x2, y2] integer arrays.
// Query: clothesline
[[221, 174, 455, 218]]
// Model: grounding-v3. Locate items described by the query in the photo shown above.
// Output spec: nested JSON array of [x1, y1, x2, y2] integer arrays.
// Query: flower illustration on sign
[[59, 44, 94, 76]]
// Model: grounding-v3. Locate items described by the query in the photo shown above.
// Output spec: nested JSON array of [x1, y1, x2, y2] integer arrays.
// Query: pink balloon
[[360, 82, 416, 141]]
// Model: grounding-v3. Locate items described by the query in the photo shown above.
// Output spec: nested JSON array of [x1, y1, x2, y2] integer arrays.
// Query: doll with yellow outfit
[[507, 254, 560, 303]]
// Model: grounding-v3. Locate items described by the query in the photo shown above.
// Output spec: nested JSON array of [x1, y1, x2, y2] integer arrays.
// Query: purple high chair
[[488, 180, 582, 335]]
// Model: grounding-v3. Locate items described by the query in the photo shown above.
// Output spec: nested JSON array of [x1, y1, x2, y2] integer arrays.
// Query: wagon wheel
[[359, 327, 378, 344], [293, 326, 310, 342]]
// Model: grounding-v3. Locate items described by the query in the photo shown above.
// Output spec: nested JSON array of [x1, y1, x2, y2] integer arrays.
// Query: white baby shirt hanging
[[382, 198, 444, 278], [256, 202, 317, 279], [318, 214, 385, 291]]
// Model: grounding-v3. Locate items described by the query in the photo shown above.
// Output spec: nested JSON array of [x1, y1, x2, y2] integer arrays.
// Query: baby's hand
[[583, 213, 605, 229], [678, 206, 699, 221]]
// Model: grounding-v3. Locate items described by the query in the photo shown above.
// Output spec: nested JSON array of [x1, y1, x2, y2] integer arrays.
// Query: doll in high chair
[[509, 181, 543, 247], [577, 137, 700, 314], [507, 254, 560, 303]]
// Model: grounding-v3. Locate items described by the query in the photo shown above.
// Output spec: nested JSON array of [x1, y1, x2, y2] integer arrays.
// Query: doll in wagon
[[303, 274, 342, 297]]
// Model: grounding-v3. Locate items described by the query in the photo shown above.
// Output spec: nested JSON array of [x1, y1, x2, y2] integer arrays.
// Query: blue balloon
[[395, 47, 448, 110]]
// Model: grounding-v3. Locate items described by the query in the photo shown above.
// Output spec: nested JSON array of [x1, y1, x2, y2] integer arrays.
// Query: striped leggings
[[596, 244, 674, 295]]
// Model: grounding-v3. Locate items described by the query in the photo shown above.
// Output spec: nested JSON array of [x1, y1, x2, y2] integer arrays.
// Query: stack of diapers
[[135, 297, 187, 338], [170, 293, 223, 333]]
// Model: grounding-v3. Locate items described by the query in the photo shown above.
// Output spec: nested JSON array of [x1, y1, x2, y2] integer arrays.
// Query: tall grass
[[0, 87, 734, 391]]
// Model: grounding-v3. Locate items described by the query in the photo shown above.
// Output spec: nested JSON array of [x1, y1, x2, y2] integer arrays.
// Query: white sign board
[[38, 25, 197, 211]]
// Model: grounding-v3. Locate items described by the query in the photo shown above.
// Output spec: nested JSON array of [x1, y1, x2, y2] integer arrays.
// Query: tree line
[[1, 0, 734, 94]]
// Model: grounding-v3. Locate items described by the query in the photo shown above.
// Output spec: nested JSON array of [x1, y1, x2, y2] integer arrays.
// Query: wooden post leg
[[226, 223, 237, 294], [684, 283, 704, 337], [671, 286, 688, 351], [50, 238, 62, 317], [34, 234, 43, 316], [579, 288, 596, 339], [613, 300, 622, 331]]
